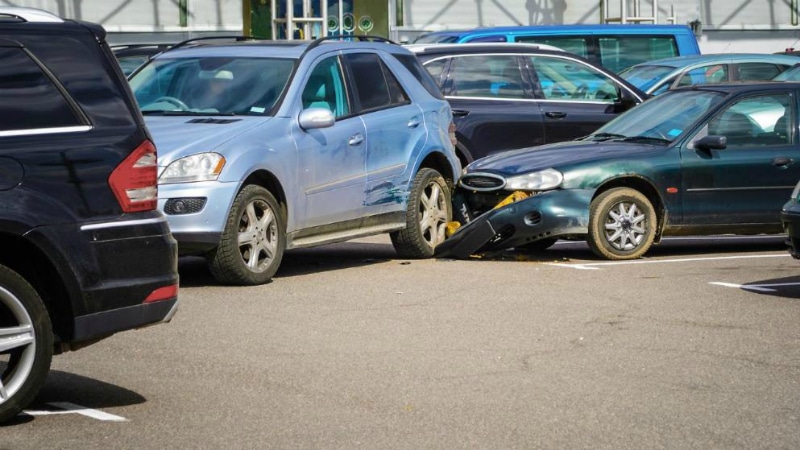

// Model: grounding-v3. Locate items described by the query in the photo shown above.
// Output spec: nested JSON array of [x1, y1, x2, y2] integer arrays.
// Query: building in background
[[7, 0, 800, 53]]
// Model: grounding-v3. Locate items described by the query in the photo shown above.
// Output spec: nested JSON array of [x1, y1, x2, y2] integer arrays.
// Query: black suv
[[0, 7, 179, 421]]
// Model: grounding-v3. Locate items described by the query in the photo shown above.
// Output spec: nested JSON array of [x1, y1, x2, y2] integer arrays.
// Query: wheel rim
[[236, 199, 279, 274], [419, 180, 448, 248], [0, 286, 36, 405], [603, 200, 648, 251]]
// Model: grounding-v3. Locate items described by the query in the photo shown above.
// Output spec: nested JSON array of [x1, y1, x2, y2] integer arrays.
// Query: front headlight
[[504, 168, 563, 191], [791, 180, 800, 201], [159, 153, 226, 184]]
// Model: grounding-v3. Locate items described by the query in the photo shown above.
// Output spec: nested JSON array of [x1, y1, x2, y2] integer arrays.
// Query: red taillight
[[109, 140, 158, 212], [144, 283, 178, 303], [448, 121, 457, 148]]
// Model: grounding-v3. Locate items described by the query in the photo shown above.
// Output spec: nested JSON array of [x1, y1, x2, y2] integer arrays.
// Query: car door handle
[[545, 111, 567, 119], [349, 133, 364, 146], [773, 157, 794, 167], [452, 109, 470, 117], [408, 117, 421, 128]]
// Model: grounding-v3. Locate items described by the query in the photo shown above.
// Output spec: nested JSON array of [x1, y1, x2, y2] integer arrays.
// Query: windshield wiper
[[618, 135, 671, 144], [141, 110, 236, 116], [583, 132, 627, 141]]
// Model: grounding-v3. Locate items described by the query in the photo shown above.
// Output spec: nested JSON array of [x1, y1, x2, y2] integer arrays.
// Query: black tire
[[587, 187, 657, 260], [391, 168, 452, 258], [516, 238, 558, 252], [207, 185, 286, 285], [0, 264, 53, 423]]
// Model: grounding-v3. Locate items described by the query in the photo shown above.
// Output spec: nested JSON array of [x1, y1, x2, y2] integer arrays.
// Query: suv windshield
[[130, 56, 295, 116], [590, 89, 726, 142]]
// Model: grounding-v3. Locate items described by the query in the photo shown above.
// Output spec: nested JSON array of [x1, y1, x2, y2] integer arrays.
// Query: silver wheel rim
[[237, 199, 279, 274], [603, 200, 647, 251], [0, 286, 36, 405], [419, 180, 448, 248]]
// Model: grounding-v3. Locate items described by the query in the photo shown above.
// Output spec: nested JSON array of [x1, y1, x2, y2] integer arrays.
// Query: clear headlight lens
[[504, 168, 563, 191], [159, 153, 225, 184], [791, 180, 800, 201]]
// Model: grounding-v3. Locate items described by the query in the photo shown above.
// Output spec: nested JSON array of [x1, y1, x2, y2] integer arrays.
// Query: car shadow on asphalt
[[177, 241, 400, 287], [2, 370, 145, 427], [736, 275, 800, 300]]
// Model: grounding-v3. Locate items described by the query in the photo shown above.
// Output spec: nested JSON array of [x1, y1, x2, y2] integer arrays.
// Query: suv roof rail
[[302, 34, 398, 58], [0, 7, 63, 23], [168, 35, 267, 52]]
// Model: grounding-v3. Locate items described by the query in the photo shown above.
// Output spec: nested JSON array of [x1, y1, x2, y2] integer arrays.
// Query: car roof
[[418, 24, 693, 37], [404, 42, 564, 54], [630, 53, 800, 69], [152, 36, 411, 60], [671, 80, 800, 93]]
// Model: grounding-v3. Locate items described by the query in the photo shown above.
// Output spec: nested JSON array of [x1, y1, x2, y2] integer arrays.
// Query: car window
[[514, 36, 589, 59], [0, 47, 83, 134], [448, 54, 525, 99], [598, 36, 679, 73], [619, 64, 674, 92], [420, 58, 447, 90], [677, 64, 728, 87], [302, 56, 350, 117], [393, 53, 444, 99], [345, 52, 409, 112], [530, 56, 618, 102], [737, 62, 785, 81], [707, 93, 792, 147]]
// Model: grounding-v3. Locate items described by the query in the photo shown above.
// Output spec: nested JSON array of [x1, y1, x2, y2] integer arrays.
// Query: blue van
[[413, 24, 701, 73]]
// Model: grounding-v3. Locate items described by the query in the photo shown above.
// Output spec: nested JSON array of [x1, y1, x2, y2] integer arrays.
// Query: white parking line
[[545, 253, 790, 270], [23, 402, 128, 422], [710, 281, 800, 292]]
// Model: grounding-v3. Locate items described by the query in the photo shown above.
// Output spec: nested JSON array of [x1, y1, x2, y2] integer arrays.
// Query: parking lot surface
[[4, 235, 799, 449]]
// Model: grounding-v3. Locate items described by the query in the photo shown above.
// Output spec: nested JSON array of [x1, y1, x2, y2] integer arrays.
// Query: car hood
[[145, 116, 270, 163], [465, 139, 665, 175]]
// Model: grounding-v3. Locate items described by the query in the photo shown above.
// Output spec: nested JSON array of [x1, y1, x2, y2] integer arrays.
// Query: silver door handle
[[349, 133, 364, 146]]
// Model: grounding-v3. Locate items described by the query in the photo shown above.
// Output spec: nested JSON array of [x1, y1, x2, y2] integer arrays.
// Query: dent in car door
[[681, 92, 799, 225], [292, 55, 367, 229], [530, 55, 627, 142], [443, 54, 544, 162]]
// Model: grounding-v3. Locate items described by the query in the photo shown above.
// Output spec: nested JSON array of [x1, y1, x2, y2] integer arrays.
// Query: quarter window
[[0, 47, 82, 133]]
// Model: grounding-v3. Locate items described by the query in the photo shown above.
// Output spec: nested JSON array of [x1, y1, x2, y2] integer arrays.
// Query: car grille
[[460, 172, 506, 191]]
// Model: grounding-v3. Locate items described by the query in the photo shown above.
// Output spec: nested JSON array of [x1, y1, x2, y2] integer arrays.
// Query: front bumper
[[158, 180, 240, 253], [781, 203, 800, 259], [435, 189, 595, 259]]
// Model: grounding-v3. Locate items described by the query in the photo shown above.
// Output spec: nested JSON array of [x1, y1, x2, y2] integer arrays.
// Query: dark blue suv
[[0, 7, 179, 421]]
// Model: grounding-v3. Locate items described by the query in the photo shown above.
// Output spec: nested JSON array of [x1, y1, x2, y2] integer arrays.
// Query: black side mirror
[[694, 135, 727, 150], [614, 88, 639, 113]]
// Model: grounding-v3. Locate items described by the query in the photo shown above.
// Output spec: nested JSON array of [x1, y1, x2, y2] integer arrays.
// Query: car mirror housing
[[298, 108, 335, 130], [614, 88, 639, 113], [694, 135, 727, 150]]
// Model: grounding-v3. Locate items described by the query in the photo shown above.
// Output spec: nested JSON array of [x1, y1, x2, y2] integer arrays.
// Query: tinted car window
[[737, 62, 785, 80], [394, 53, 444, 99], [345, 52, 407, 111], [598, 36, 679, 73], [530, 56, 618, 102], [677, 64, 728, 86], [302, 56, 349, 117], [514, 36, 589, 59], [449, 54, 525, 99], [0, 47, 82, 132]]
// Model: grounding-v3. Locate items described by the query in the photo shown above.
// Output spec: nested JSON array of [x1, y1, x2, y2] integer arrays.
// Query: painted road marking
[[545, 253, 790, 270], [23, 402, 128, 422], [710, 281, 800, 292]]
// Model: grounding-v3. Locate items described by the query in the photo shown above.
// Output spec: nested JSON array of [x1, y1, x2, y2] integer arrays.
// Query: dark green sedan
[[438, 82, 799, 260]]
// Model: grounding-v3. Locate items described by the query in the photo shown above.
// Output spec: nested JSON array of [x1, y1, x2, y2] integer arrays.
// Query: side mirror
[[694, 135, 727, 150], [614, 88, 639, 113], [298, 108, 335, 130]]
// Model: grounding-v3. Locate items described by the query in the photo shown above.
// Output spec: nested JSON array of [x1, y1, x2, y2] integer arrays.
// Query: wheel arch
[[241, 169, 288, 223], [593, 176, 667, 240], [0, 232, 73, 347], [418, 151, 458, 190]]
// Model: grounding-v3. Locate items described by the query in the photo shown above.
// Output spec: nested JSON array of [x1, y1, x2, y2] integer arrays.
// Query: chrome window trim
[[0, 125, 92, 138], [81, 217, 168, 231]]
